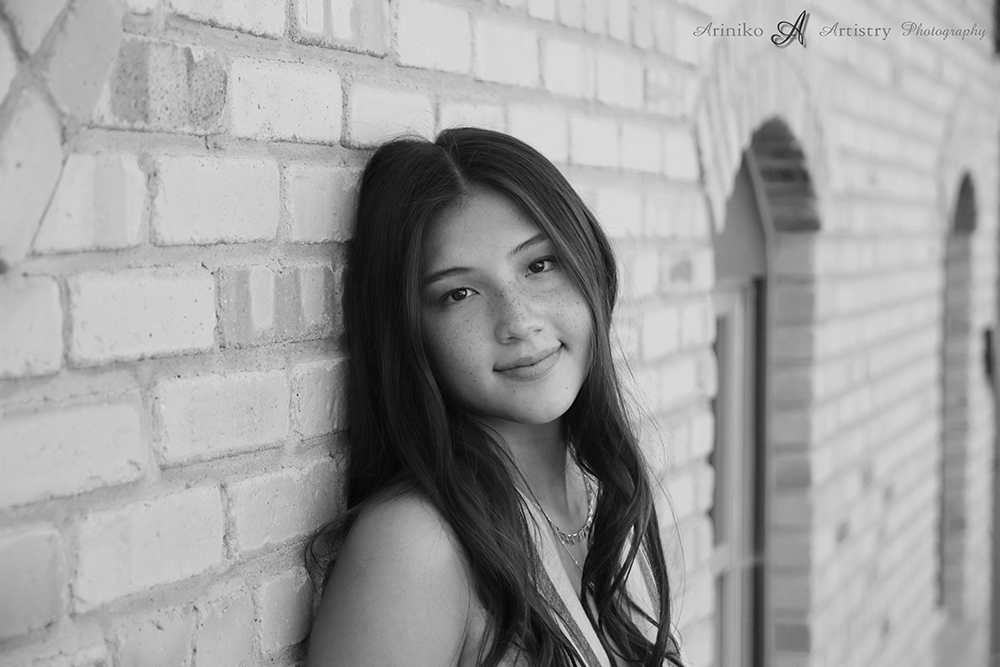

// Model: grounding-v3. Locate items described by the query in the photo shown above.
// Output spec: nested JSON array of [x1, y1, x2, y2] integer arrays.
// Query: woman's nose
[[494, 289, 544, 342]]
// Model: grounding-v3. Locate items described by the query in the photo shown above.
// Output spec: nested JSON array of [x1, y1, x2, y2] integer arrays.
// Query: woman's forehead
[[422, 189, 546, 266]]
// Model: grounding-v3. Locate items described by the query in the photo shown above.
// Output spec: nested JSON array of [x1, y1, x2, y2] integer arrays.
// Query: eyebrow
[[422, 233, 550, 288]]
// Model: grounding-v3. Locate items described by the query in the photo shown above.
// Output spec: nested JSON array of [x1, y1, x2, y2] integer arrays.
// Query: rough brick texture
[[0, 89, 64, 268], [46, 0, 122, 120], [68, 267, 216, 365], [229, 58, 342, 143], [153, 156, 280, 245], [155, 370, 290, 465], [34, 153, 146, 253], [74, 486, 225, 609], [1, 1, 998, 666], [0, 526, 67, 640], [0, 401, 145, 508], [0, 276, 63, 379]]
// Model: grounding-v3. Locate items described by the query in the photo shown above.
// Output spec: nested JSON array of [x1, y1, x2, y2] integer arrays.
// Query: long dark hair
[[312, 128, 683, 666]]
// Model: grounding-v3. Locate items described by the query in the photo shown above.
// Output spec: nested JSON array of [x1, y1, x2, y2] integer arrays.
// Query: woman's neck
[[481, 417, 582, 518]]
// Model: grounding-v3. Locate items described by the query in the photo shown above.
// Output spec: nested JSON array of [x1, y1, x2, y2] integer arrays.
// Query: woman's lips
[[495, 346, 561, 380]]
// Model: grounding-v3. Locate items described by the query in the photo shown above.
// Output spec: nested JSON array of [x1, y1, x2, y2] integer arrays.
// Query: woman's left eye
[[527, 257, 557, 274]]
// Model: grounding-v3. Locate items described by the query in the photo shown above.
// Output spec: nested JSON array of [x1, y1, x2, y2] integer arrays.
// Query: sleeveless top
[[497, 497, 663, 667]]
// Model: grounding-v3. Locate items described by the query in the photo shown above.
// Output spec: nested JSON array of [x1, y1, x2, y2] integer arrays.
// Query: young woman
[[307, 128, 684, 667]]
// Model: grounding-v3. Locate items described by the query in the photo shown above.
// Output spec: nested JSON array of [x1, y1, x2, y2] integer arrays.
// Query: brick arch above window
[[691, 42, 829, 234]]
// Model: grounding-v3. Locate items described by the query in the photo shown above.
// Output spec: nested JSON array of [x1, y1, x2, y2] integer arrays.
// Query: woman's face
[[420, 188, 593, 434]]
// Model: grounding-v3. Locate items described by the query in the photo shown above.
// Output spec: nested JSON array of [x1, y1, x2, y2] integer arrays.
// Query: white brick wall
[[155, 371, 290, 465], [507, 102, 569, 164], [0, 89, 63, 267], [74, 486, 225, 609], [347, 83, 434, 146], [0, 401, 145, 508], [227, 459, 340, 553], [229, 58, 343, 142], [0, 526, 66, 640], [595, 49, 644, 108], [284, 165, 358, 243], [153, 156, 280, 245], [397, 0, 471, 73], [0, 276, 62, 379], [195, 590, 255, 666], [256, 567, 312, 654], [542, 38, 594, 98], [68, 267, 216, 365], [569, 114, 618, 168], [474, 19, 540, 87], [34, 154, 146, 253], [168, 0, 286, 38]]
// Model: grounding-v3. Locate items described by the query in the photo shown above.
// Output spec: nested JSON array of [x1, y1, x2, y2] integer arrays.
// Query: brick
[[153, 156, 280, 245], [631, 0, 653, 48], [3, 0, 66, 52], [218, 262, 340, 347], [595, 49, 644, 108], [74, 486, 224, 609], [104, 39, 227, 132], [115, 607, 192, 667], [0, 28, 16, 103], [228, 458, 340, 553], [590, 183, 642, 238], [68, 267, 215, 365], [618, 245, 658, 297], [285, 164, 358, 243], [621, 122, 662, 173], [569, 114, 618, 168], [347, 83, 434, 147], [641, 303, 680, 360], [34, 154, 145, 253], [0, 526, 67, 640], [583, 0, 605, 33], [646, 66, 695, 117], [0, 276, 62, 379], [542, 38, 594, 99], [0, 89, 63, 270], [557, 0, 583, 28], [650, 2, 672, 53], [292, 358, 348, 437], [195, 591, 254, 667], [607, 0, 628, 40], [294, 0, 388, 54], [474, 19, 539, 88], [0, 401, 145, 509], [0, 618, 109, 666], [507, 103, 568, 164], [663, 125, 700, 182], [168, 0, 284, 37], [397, 0, 471, 73], [155, 371, 290, 466], [257, 567, 312, 654], [47, 0, 122, 120], [527, 0, 556, 20], [439, 101, 505, 131], [124, 0, 157, 13], [672, 10, 704, 65], [229, 58, 342, 143]]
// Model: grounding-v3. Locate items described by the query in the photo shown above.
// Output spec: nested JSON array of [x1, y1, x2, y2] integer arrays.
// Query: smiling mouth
[[495, 346, 561, 379]]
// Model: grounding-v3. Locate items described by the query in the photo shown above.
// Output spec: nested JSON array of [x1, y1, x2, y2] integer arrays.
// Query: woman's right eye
[[444, 287, 471, 303]]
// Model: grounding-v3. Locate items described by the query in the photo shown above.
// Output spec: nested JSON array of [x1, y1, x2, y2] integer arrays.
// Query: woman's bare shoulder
[[308, 489, 477, 667]]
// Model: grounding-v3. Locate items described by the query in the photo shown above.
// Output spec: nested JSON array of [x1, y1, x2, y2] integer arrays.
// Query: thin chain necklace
[[524, 464, 596, 546]]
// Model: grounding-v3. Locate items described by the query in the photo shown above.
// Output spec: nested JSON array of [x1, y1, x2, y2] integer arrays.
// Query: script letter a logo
[[772, 10, 809, 47]]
